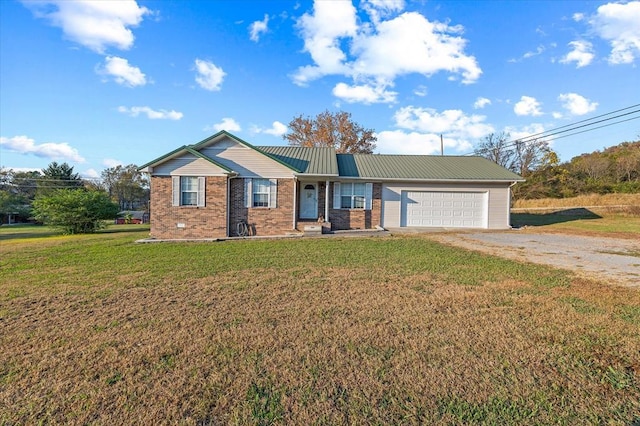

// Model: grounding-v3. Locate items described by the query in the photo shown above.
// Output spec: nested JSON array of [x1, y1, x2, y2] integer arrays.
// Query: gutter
[[335, 177, 526, 183]]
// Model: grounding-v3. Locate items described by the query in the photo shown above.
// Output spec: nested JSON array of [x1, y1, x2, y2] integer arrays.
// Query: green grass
[[1, 226, 639, 424]]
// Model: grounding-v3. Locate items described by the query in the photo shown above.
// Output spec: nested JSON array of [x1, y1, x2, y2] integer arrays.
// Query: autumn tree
[[283, 110, 376, 154], [474, 132, 552, 176]]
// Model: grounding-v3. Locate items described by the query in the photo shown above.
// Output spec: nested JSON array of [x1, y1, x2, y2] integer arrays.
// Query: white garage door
[[401, 191, 487, 228]]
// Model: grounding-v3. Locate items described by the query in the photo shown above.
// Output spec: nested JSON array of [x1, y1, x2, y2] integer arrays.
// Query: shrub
[[32, 189, 119, 234]]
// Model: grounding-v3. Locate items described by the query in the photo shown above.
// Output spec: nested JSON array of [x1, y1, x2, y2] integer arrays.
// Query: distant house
[[138, 131, 523, 239]]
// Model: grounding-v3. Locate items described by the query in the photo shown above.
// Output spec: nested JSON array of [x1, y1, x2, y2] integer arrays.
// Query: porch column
[[325, 180, 330, 223], [293, 178, 297, 230]]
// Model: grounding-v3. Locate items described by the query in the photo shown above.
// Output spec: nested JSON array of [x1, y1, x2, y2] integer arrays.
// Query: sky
[[1, 0, 639, 179]]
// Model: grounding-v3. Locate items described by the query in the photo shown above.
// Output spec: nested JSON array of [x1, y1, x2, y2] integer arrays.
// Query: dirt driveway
[[429, 231, 640, 288]]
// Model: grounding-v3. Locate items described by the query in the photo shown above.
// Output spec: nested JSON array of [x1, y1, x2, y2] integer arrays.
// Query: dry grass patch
[[513, 193, 640, 210], [1, 230, 639, 424]]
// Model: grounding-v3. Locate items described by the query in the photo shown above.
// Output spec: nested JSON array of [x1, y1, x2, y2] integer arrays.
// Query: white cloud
[[473, 97, 491, 109], [97, 56, 146, 87], [252, 121, 288, 137], [293, 1, 481, 99], [378, 106, 493, 154], [376, 130, 455, 155], [82, 168, 100, 179], [23, 0, 150, 53], [573, 12, 585, 22], [194, 59, 226, 91], [118, 106, 183, 120], [413, 85, 428, 97], [332, 81, 397, 104], [514, 96, 543, 116], [208, 118, 241, 133], [249, 14, 269, 42], [0, 135, 85, 163], [558, 93, 598, 116], [362, 0, 405, 24], [590, 1, 640, 64], [560, 40, 595, 68], [503, 123, 547, 144], [523, 45, 545, 59], [294, 1, 358, 85], [102, 158, 123, 168]]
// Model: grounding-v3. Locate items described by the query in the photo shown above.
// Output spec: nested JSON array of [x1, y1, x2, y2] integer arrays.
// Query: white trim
[[197, 177, 206, 207], [333, 182, 341, 209], [172, 176, 180, 206], [325, 180, 330, 222], [269, 179, 277, 208]]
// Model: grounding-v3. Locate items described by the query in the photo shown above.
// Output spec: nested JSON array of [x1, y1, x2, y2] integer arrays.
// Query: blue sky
[[1, 0, 639, 178]]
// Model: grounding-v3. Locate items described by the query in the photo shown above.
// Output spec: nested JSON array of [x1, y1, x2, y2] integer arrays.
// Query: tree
[[283, 110, 377, 154], [474, 132, 516, 170], [474, 132, 553, 176], [0, 167, 34, 223], [513, 139, 551, 176], [101, 164, 149, 210], [38, 162, 84, 196], [32, 189, 119, 234]]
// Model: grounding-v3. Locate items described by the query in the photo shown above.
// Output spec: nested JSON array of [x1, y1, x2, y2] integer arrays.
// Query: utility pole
[[440, 134, 444, 156]]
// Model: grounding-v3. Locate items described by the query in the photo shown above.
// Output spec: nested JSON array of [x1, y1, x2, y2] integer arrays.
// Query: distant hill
[[514, 140, 640, 199]]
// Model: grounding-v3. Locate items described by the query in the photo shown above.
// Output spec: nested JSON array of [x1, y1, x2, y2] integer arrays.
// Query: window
[[252, 179, 270, 207], [172, 176, 205, 207], [334, 182, 373, 210], [341, 182, 366, 209], [244, 178, 277, 208], [181, 176, 198, 206]]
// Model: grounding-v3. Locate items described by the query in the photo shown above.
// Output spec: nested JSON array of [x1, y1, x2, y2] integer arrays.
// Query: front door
[[300, 183, 318, 219]]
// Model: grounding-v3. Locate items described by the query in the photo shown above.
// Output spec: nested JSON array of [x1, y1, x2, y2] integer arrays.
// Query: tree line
[[473, 132, 640, 199], [2, 109, 635, 230], [0, 162, 149, 232]]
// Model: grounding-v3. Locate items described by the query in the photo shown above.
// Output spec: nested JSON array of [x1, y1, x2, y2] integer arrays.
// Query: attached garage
[[401, 191, 488, 228]]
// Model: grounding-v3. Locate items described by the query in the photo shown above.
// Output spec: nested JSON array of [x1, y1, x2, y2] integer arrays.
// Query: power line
[[467, 104, 640, 156], [507, 103, 640, 143], [540, 115, 640, 142]]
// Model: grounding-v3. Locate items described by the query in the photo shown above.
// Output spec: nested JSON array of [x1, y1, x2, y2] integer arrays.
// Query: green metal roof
[[258, 146, 339, 175], [138, 131, 522, 181], [336, 154, 524, 181]]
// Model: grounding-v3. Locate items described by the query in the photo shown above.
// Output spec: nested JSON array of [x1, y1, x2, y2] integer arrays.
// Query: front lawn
[[1, 227, 638, 424]]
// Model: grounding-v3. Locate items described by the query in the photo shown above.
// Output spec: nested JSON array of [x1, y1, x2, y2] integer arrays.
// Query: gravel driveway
[[430, 231, 640, 288]]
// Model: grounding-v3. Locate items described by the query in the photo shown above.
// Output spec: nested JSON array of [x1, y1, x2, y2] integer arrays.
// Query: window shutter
[[244, 178, 252, 208], [268, 179, 277, 208], [365, 182, 373, 210], [197, 177, 206, 207], [172, 176, 180, 206], [333, 182, 341, 209]]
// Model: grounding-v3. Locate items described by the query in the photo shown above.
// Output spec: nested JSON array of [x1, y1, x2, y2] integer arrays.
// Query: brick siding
[[149, 176, 228, 239], [329, 182, 382, 230], [229, 178, 295, 236], [150, 177, 381, 238]]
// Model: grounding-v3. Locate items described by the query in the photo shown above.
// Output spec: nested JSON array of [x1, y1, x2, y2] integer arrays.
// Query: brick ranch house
[[138, 130, 523, 239]]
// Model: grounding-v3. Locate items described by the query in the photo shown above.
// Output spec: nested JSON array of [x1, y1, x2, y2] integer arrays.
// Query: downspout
[[325, 180, 330, 224], [508, 181, 518, 229]]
